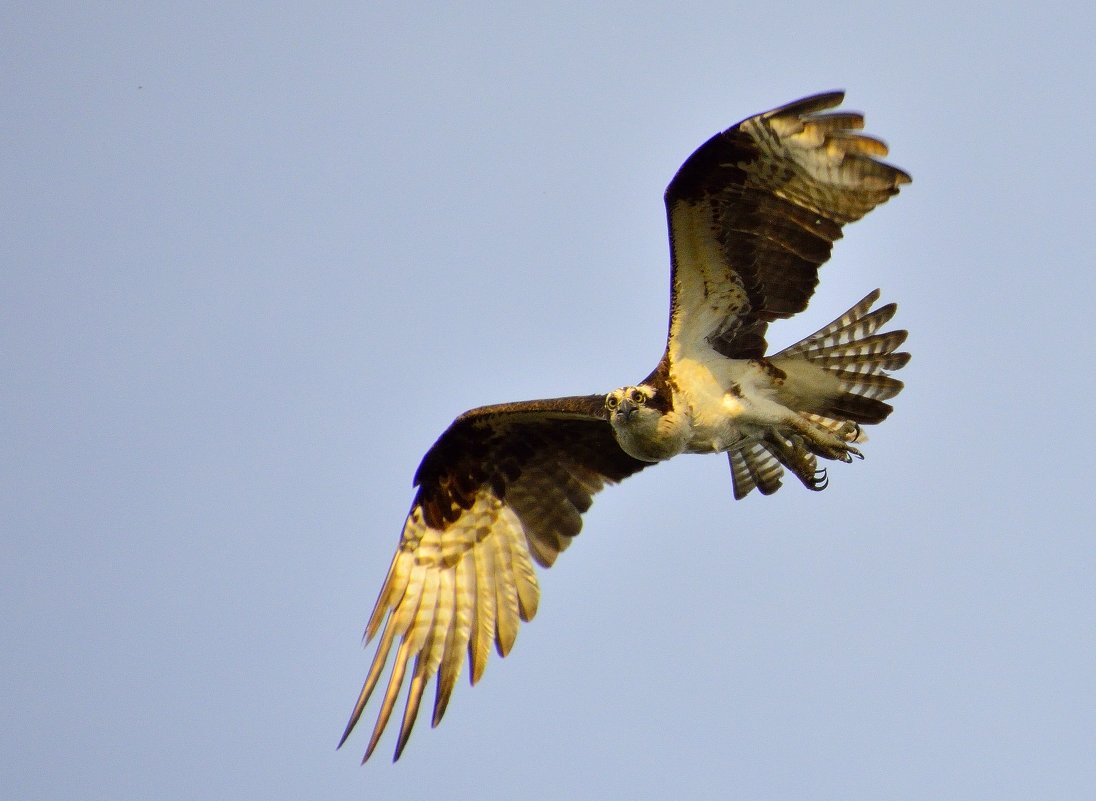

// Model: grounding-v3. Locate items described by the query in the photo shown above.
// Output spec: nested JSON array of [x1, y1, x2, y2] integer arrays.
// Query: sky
[[4, 3, 1096, 800]]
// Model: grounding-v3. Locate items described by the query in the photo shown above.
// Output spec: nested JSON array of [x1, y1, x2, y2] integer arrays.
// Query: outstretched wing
[[340, 396, 649, 762], [663, 91, 910, 363]]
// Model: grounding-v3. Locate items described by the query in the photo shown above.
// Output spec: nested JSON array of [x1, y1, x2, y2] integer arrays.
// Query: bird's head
[[604, 383, 684, 462], [605, 384, 660, 425]]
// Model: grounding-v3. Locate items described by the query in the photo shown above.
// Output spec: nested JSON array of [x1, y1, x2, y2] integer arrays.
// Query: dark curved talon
[[811, 467, 829, 491]]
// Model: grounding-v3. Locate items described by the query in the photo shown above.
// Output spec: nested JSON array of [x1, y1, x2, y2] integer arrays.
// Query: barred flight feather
[[341, 399, 648, 761]]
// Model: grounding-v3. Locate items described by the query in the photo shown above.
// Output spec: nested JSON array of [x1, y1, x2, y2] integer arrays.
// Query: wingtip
[[337, 695, 369, 751], [772, 90, 846, 118], [336, 721, 354, 751], [362, 728, 382, 763], [392, 733, 410, 762]]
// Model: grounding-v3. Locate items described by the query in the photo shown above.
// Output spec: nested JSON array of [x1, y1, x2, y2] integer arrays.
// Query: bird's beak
[[616, 399, 637, 420]]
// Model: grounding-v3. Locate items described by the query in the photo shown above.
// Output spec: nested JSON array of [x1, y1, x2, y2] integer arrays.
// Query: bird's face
[[604, 385, 657, 423], [605, 384, 682, 462]]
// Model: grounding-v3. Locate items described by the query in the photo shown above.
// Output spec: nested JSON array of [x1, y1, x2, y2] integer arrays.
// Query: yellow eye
[[605, 395, 619, 410], [630, 389, 646, 404]]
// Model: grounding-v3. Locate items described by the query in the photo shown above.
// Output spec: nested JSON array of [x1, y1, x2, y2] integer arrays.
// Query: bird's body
[[342, 91, 911, 762]]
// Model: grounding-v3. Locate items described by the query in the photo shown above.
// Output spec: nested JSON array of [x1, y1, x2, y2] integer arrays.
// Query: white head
[[605, 384, 658, 423], [604, 384, 684, 462]]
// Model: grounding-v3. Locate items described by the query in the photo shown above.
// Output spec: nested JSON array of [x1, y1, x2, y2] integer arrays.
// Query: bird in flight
[[341, 91, 911, 762]]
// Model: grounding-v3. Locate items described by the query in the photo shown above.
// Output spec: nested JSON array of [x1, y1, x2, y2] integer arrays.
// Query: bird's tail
[[728, 290, 909, 499]]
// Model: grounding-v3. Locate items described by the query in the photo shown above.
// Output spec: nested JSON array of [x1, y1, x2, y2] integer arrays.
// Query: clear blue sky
[[5, 4, 1095, 800]]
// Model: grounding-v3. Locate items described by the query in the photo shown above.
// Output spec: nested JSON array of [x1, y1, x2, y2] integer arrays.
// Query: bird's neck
[[611, 406, 691, 463]]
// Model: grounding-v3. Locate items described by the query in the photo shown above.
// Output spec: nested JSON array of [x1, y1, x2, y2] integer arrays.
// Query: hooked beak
[[616, 398, 637, 420]]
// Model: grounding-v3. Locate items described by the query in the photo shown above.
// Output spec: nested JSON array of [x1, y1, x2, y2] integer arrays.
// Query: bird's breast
[[672, 356, 754, 453]]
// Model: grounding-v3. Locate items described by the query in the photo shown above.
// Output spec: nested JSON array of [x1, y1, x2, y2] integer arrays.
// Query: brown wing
[[339, 396, 649, 762], [663, 91, 910, 362]]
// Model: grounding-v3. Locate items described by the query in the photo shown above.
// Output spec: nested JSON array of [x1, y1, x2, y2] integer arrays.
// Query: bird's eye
[[605, 395, 618, 410], [631, 389, 646, 404]]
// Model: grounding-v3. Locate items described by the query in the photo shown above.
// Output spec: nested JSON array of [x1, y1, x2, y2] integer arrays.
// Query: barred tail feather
[[728, 443, 784, 500], [728, 435, 829, 500], [732, 290, 909, 499]]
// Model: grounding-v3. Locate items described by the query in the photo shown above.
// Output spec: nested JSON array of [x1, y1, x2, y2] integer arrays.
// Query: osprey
[[341, 91, 911, 762]]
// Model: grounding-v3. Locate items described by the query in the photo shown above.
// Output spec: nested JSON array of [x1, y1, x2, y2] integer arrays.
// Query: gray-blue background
[[5, 3, 1094, 799]]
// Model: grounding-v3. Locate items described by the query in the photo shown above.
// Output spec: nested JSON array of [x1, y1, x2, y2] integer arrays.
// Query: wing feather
[[491, 518, 521, 658], [664, 91, 909, 362], [432, 553, 474, 726], [424, 566, 455, 677], [394, 663, 427, 760], [469, 534, 497, 684], [363, 618, 413, 761], [341, 396, 649, 761]]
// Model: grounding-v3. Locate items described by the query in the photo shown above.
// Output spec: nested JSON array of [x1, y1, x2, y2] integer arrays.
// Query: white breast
[[674, 352, 806, 454]]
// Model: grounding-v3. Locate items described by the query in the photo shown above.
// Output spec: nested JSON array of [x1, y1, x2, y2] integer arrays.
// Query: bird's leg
[[763, 432, 828, 491], [833, 420, 862, 443], [781, 415, 863, 463]]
